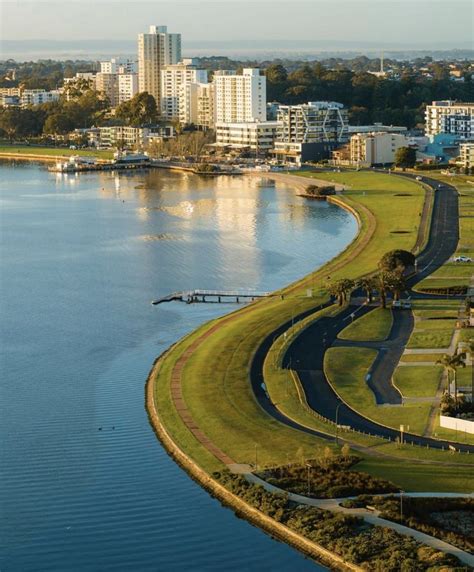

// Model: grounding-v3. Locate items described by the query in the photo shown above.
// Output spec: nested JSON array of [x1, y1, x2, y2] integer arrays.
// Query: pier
[[151, 289, 273, 305]]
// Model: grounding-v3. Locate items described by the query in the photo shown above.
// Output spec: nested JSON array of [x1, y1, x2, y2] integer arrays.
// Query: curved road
[[250, 174, 474, 453]]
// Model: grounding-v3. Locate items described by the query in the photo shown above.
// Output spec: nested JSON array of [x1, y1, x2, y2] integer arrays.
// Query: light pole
[[255, 443, 258, 472], [306, 463, 312, 496], [400, 490, 404, 522], [335, 402, 342, 445]]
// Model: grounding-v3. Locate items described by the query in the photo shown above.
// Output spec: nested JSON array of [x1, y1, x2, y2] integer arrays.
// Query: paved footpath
[[247, 474, 474, 568]]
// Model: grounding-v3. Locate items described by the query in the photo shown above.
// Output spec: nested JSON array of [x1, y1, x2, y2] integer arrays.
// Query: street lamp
[[306, 462, 312, 496]]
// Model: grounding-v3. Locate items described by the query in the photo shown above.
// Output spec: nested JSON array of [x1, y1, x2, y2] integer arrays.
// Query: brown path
[[169, 318, 238, 466]]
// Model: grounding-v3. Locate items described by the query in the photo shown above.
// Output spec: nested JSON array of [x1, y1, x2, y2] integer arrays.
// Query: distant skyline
[[1, 0, 473, 48]]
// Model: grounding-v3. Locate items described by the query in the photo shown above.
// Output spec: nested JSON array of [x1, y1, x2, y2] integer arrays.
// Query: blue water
[[0, 162, 357, 571]]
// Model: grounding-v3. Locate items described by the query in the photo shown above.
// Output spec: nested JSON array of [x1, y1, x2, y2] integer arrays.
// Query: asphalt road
[[250, 174, 474, 453]]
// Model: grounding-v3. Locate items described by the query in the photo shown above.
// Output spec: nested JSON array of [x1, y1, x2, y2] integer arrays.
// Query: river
[[0, 162, 357, 571]]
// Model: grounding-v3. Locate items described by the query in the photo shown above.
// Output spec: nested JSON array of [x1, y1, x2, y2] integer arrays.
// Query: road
[[250, 174, 474, 453]]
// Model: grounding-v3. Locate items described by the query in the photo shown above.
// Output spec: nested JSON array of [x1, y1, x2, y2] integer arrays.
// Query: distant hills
[[1, 39, 473, 62]]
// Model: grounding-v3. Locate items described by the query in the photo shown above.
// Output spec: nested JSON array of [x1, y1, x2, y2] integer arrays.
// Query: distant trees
[[394, 147, 417, 168], [148, 130, 215, 161]]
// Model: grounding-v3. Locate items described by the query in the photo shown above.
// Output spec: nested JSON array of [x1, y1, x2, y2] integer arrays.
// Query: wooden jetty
[[151, 289, 273, 305]]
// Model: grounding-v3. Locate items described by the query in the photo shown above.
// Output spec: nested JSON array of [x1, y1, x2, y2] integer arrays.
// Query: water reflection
[[0, 161, 357, 571]]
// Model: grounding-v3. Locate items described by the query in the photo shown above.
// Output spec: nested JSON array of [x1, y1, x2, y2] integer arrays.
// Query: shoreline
[[145, 174, 370, 570], [145, 353, 361, 572]]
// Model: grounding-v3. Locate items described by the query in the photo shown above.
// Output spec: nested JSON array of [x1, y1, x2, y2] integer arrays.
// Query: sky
[[1, 0, 473, 48]]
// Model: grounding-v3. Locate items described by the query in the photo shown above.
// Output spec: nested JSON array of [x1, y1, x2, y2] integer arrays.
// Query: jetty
[[152, 289, 273, 305]]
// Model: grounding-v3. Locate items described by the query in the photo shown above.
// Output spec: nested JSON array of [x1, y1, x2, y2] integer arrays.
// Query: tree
[[436, 353, 466, 407], [43, 112, 75, 135], [379, 249, 415, 273], [387, 271, 406, 301], [115, 92, 158, 126], [394, 146, 417, 169], [328, 279, 355, 306], [376, 271, 392, 309], [359, 276, 377, 302]]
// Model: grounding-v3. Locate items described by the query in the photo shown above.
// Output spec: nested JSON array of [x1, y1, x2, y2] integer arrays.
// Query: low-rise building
[[20, 89, 61, 106], [341, 131, 409, 166], [98, 125, 174, 149], [459, 142, 474, 170], [347, 123, 407, 134], [215, 121, 280, 151]]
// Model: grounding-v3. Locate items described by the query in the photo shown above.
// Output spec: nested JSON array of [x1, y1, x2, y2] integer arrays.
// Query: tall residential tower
[[137, 25, 181, 108]]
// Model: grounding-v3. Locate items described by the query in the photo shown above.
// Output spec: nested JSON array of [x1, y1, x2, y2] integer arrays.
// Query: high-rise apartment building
[[272, 101, 348, 164], [179, 82, 215, 129], [117, 74, 139, 105], [100, 58, 137, 74], [138, 25, 181, 108], [160, 59, 208, 120], [214, 69, 266, 124], [425, 100, 474, 139], [95, 73, 119, 107]]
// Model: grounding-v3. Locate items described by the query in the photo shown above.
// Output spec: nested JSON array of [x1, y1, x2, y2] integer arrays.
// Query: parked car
[[392, 300, 412, 310], [415, 176, 423, 181], [453, 255, 472, 263]]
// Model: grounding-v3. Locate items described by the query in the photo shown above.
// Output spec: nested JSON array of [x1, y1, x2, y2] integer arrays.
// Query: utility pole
[[400, 490, 404, 522], [306, 463, 312, 496]]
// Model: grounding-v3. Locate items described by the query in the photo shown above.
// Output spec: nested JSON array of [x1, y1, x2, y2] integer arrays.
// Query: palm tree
[[387, 271, 407, 302], [328, 279, 354, 306], [376, 271, 392, 309], [437, 352, 466, 407], [359, 276, 377, 303]]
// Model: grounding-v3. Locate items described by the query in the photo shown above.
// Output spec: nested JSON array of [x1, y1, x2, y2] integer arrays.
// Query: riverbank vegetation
[[213, 471, 462, 570], [258, 454, 398, 499], [343, 495, 474, 554]]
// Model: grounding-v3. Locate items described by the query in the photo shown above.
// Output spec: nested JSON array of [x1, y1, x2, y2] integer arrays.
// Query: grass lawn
[[338, 307, 393, 342], [417, 277, 470, 290], [414, 319, 457, 331], [0, 144, 113, 160], [355, 458, 474, 493], [400, 353, 442, 363], [427, 264, 474, 278], [458, 328, 474, 343], [297, 171, 425, 280], [393, 366, 442, 398], [407, 330, 453, 349], [324, 347, 432, 435], [152, 171, 471, 486]]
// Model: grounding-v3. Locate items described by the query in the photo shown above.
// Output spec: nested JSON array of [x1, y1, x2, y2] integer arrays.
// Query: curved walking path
[[247, 474, 474, 568]]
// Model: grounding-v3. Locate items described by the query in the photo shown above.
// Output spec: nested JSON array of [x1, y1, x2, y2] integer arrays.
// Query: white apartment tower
[[179, 82, 215, 128], [160, 59, 208, 120], [214, 69, 266, 124], [138, 25, 181, 108], [425, 101, 474, 139]]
